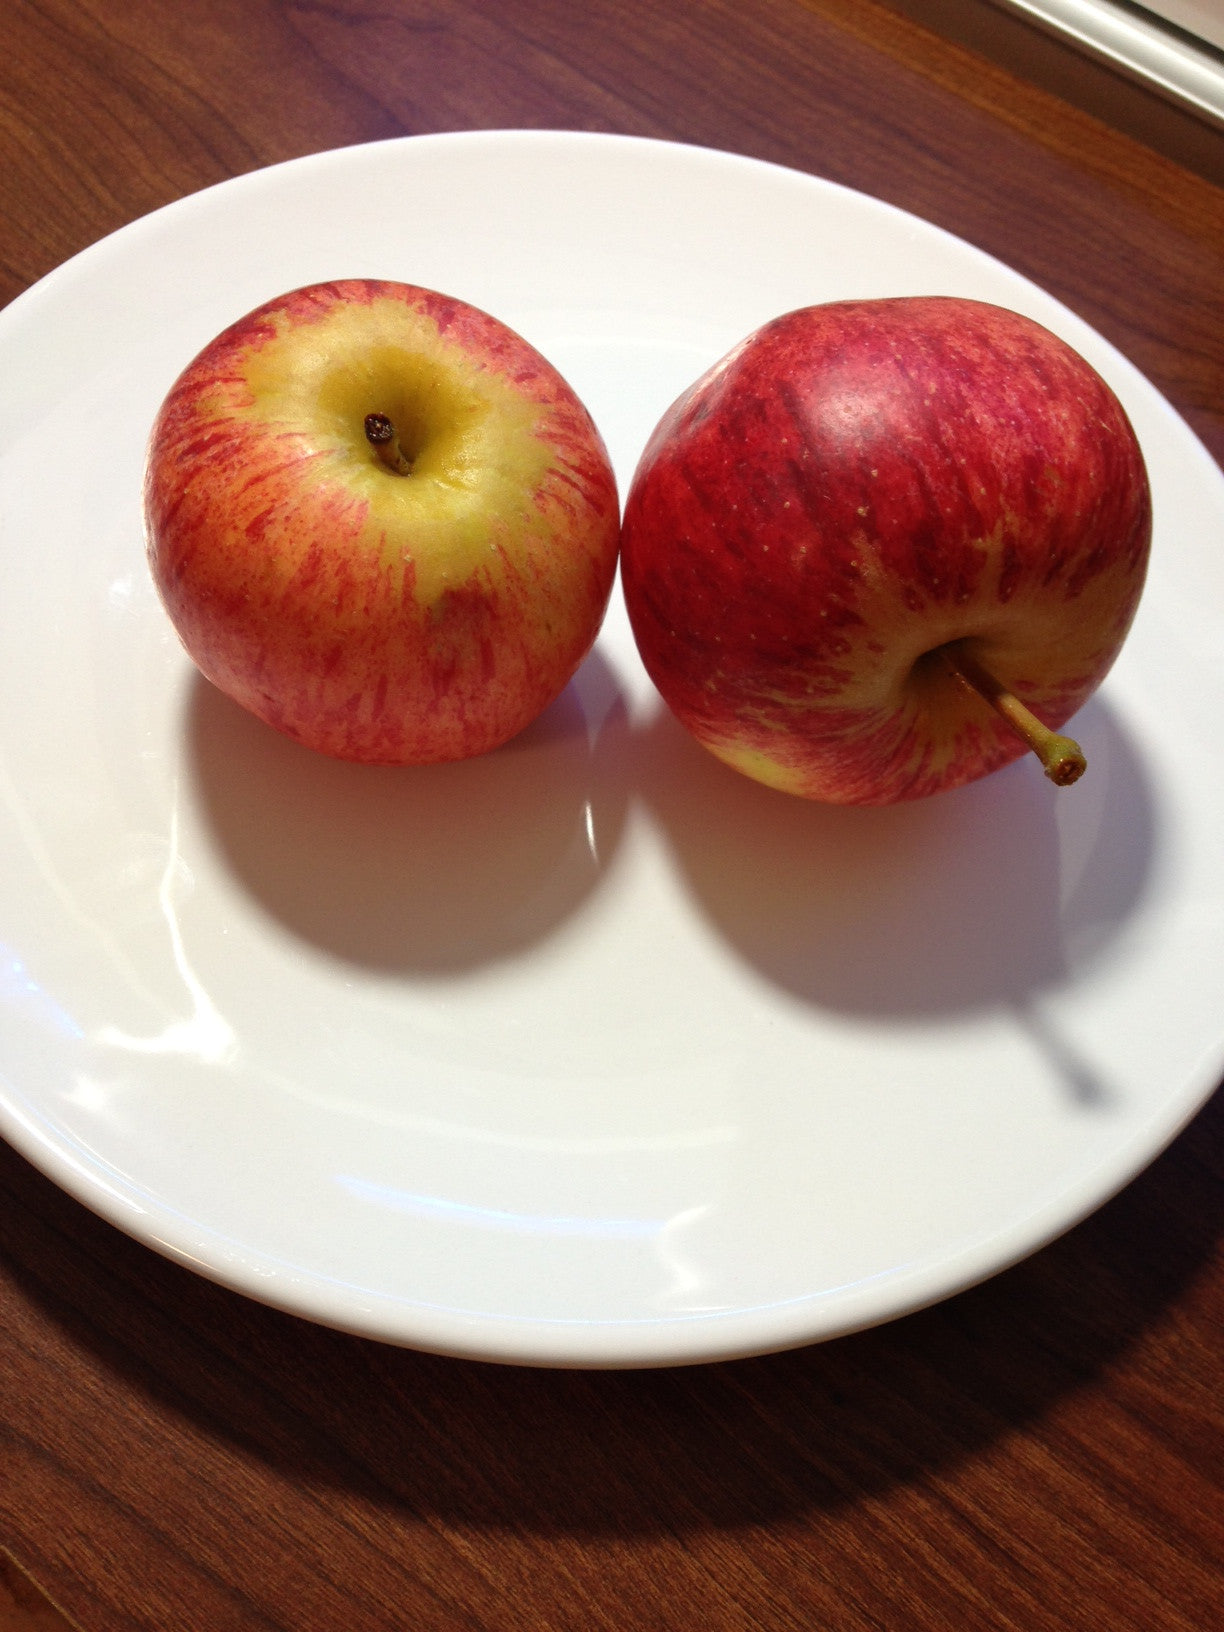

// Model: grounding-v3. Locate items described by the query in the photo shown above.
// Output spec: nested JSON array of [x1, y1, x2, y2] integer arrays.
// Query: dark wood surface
[[2, 2, 1222, 1628]]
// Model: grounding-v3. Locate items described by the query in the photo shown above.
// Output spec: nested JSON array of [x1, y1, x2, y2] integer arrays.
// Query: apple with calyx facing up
[[620, 296, 1151, 804], [145, 279, 620, 764]]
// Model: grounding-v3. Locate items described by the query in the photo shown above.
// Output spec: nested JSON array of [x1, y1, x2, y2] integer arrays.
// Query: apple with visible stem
[[145, 279, 620, 765], [620, 296, 1151, 805]]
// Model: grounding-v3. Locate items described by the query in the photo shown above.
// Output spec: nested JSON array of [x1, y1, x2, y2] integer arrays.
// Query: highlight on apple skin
[[145, 279, 621, 765], [619, 296, 1152, 805]]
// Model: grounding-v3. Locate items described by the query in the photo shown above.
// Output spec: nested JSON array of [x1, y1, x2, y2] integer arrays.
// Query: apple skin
[[145, 279, 620, 764], [620, 297, 1151, 804]]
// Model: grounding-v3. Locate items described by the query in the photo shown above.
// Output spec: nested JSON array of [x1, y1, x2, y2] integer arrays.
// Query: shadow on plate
[[189, 658, 1158, 1104], [635, 694, 1156, 1018], [634, 694, 1158, 1104], [189, 652, 1156, 1018], [186, 649, 632, 975]]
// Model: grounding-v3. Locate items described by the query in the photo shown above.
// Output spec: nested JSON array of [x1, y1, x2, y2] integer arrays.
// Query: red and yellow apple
[[620, 296, 1151, 804], [145, 279, 620, 764]]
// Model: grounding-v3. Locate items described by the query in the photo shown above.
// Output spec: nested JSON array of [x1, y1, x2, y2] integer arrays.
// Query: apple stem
[[364, 413, 412, 475], [941, 646, 1087, 787]]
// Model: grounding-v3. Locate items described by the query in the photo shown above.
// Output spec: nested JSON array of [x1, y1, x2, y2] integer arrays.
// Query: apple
[[145, 279, 620, 764], [620, 296, 1151, 804]]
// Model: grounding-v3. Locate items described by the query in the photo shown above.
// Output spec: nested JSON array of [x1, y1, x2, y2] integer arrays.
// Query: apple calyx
[[363, 411, 412, 474], [940, 646, 1086, 787]]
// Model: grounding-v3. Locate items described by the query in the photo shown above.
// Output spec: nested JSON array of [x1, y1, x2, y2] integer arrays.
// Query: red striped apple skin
[[620, 297, 1151, 804], [145, 280, 620, 765]]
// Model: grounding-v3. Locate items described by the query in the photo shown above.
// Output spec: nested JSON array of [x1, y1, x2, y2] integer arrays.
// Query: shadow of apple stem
[[1012, 997, 1114, 1109]]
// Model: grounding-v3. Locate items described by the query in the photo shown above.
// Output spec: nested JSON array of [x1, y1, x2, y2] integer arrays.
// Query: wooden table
[[2, 3, 1221, 1628]]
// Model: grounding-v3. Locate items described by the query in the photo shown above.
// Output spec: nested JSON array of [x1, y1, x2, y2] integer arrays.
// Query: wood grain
[[1, 1553, 81, 1632], [1, 2, 1222, 1628]]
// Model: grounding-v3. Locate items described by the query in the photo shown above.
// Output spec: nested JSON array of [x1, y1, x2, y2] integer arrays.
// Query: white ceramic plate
[[1, 131, 1222, 1368]]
